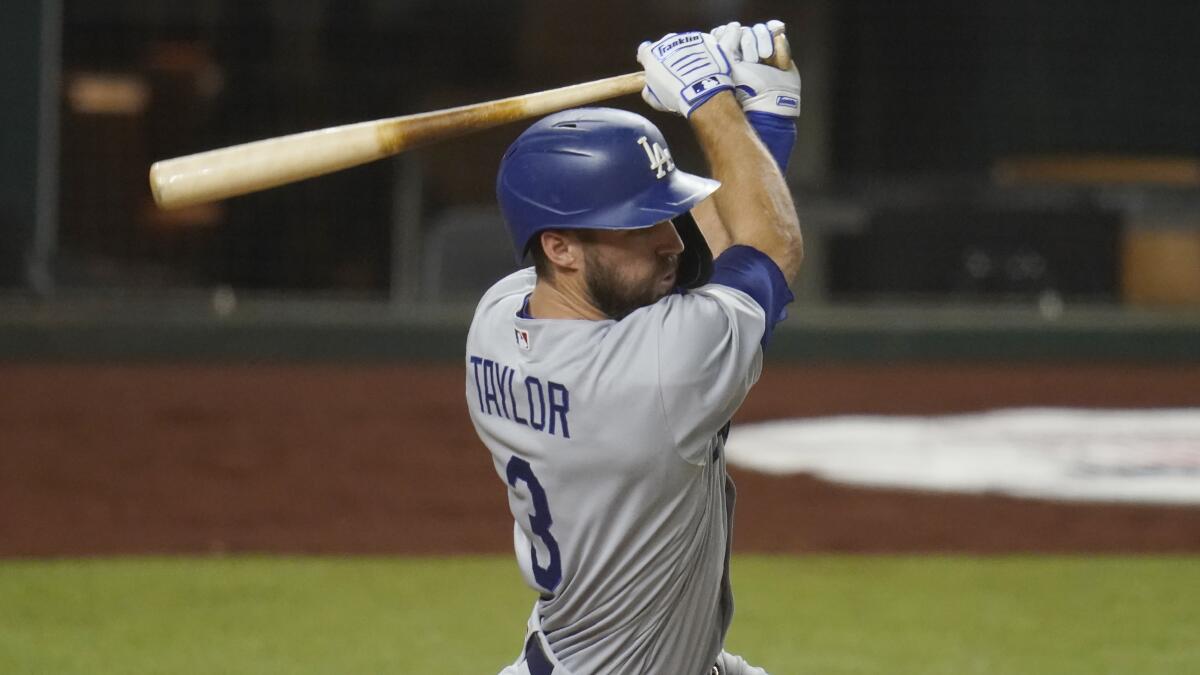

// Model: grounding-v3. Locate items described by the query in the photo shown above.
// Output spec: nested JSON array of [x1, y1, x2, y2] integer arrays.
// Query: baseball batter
[[467, 22, 803, 675]]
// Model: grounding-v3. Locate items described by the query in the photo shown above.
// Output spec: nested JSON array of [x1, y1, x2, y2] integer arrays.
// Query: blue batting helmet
[[496, 107, 720, 288]]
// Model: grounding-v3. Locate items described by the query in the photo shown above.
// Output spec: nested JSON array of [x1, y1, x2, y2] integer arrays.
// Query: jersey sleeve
[[655, 246, 794, 463]]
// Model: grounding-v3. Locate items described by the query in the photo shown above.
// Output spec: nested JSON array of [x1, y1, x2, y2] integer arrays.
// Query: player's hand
[[711, 20, 801, 118], [637, 31, 735, 117]]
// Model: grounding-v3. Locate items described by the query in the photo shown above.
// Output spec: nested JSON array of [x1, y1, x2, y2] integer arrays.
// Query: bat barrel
[[150, 71, 646, 210], [150, 122, 387, 210]]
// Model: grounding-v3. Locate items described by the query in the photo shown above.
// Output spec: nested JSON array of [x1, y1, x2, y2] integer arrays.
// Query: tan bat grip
[[765, 32, 793, 70]]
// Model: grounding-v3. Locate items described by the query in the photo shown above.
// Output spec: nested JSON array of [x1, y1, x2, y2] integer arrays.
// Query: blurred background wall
[[1, 0, 1199, 359]]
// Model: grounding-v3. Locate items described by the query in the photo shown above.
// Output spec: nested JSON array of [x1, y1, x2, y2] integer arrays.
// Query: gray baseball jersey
[[467, 246, 791, 675]]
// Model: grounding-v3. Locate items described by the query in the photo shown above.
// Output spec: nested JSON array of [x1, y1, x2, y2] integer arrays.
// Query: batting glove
[[712, 20, 801, 118], [637, 31, 735, 117]]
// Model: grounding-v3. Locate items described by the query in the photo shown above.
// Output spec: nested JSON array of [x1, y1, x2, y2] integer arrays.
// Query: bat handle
[[764, 29, 794, 71]]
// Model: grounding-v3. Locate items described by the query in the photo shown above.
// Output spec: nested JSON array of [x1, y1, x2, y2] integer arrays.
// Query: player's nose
[[654, 219, 685, 254]]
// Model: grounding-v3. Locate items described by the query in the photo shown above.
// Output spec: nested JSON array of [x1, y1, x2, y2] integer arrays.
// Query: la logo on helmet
[[636, 136, 675, 179]]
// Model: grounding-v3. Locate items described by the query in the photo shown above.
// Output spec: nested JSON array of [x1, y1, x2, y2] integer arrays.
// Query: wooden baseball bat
[[149, 72, 645, 210], [150, 33, 791, 210]]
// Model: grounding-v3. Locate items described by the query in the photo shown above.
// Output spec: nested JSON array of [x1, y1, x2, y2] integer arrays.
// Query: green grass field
[[2, 555, 1197, 674]]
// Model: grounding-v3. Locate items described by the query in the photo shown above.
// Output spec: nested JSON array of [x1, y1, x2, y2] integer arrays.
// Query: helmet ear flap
[[673, 211, 714, 289]]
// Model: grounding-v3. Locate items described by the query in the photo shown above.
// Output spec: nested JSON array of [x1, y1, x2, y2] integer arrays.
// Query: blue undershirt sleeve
[[708, 245, 794, 346], [745, 111, 797, 172]]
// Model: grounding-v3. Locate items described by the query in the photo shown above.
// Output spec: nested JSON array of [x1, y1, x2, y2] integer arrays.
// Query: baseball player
[[467, 21, 802, 675]]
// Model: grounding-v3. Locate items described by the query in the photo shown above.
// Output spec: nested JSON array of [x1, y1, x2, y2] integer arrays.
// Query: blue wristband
[[746, 111, 797, 172]]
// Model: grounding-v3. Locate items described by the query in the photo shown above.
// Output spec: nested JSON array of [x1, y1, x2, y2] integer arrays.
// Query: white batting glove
[[711, 20, 801, 118], [636, 32, 734, 117]]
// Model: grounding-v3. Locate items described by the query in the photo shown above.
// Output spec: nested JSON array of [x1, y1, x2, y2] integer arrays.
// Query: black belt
[[525, 633, 555, 675]]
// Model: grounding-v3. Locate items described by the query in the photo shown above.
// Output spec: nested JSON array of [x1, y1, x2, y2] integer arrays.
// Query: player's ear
[[540, 230, 584, 272]]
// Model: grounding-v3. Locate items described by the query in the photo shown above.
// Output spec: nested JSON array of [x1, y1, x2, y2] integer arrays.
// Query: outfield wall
[[2, 299, 1198, 363]]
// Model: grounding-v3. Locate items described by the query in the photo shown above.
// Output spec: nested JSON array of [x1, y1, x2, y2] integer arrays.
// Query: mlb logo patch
[[515, 328, 531, 351], [691, 77, 723, 95]]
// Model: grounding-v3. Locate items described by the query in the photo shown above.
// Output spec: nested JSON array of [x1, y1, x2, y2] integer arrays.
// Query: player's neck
[[528, 275, 608, 321]]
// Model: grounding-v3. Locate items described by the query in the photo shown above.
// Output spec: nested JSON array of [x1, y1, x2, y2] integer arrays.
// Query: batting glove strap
[[746, 111, 797, 172], [637, 32, 735, 117], [732, 61, 801, 118]]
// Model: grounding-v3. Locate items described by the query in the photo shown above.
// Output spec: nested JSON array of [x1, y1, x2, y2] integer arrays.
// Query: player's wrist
[[685, 83, 736, 117], [688, 90, 742, 127]]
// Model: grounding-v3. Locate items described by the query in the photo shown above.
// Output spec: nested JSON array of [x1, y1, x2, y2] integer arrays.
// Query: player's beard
[[583, 249, 678, 321]]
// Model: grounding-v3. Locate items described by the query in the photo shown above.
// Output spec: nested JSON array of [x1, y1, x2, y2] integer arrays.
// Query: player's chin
[[613, 281, 670, 319], [587, 265, 674, 319]]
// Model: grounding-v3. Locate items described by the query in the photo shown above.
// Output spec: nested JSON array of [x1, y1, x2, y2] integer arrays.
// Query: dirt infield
[[2, 363, 1199, 557]]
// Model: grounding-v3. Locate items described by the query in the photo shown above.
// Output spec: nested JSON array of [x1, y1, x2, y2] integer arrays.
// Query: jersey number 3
[[506, 457, 562, 592]]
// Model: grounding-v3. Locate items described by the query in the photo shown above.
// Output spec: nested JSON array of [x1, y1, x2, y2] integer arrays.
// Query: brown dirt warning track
[[2, 363, 1199, 557]]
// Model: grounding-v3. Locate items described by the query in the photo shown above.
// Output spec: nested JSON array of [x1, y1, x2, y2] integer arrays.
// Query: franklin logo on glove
[[653, 33, 703, 59], [637, 31, 734, 117]]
